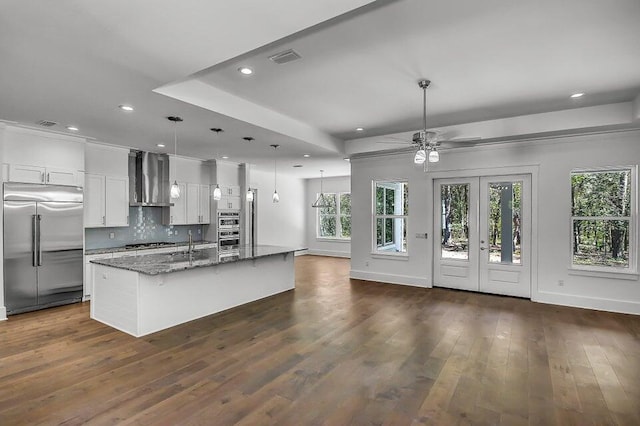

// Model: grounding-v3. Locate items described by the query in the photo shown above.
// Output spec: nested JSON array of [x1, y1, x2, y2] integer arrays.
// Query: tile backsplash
[[85, 207, 206, 249]]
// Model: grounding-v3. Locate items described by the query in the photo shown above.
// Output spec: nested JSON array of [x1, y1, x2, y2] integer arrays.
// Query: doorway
[[433, 174, 531, 298]]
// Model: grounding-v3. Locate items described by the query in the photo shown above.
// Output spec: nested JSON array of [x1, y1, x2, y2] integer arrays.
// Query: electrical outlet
[[558, 280, 564, 286], [174, 230, 179, 235], [197, 229, 201, 234], [109, 232, 115, 239]]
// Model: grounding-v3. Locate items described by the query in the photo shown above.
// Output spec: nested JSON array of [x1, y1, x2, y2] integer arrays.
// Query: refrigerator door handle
[[36, 214, 42, 266], [32, 214, 38, 267]]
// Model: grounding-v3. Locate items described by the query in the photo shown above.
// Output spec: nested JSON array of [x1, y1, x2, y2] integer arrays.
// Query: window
[[317, 192, 351, 239], [374, 181, 408, 254], [571, 167, 636, 272]]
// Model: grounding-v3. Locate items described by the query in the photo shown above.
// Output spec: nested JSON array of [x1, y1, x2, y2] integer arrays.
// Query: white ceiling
[[1, 0, 639, 179]]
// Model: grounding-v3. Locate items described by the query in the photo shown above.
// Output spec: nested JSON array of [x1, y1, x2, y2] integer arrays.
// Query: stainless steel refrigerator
[[3, 183, 83, 315]]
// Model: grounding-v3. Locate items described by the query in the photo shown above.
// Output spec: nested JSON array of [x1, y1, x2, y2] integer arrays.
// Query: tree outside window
[[571, 168, 635, 271], [317, 193, 351, 239], [374, 181, 408, 254]]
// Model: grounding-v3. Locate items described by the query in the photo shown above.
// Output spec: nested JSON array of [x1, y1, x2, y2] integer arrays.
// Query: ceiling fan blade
[[439, 137, 483, 148], [375, 140, 411, 145]]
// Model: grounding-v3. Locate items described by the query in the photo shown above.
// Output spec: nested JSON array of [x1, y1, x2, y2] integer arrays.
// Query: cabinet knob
[[47, 172, 50, 183], [170, 215, 173, 224]]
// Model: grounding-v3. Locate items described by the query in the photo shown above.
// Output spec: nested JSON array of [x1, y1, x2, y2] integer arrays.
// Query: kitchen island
[[90, 245, 304, 337]]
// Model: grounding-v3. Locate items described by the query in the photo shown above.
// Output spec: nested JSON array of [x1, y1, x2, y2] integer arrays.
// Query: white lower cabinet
[[84, 174, 129, 228]]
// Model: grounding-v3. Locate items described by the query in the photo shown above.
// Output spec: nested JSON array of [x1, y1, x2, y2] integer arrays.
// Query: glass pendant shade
[[170, 181, 181, 198], [428, 149, 440, 163], [246, 189, 254, 202], [414, 148, 426, 164], [272, 191, 279, 203], [213, 184, 222, 201]]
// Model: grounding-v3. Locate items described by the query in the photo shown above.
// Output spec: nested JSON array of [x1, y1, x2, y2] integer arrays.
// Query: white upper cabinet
[[199, 184, 211, 224], [105, 176, 129, 227], [84, 173, 129, 228], [2, 126, 84, 187], [186, 183, 200, 224], [84, 174, 106, 227]]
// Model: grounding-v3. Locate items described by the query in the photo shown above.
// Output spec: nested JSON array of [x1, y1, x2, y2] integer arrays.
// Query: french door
[[433, 174, 531, 298]]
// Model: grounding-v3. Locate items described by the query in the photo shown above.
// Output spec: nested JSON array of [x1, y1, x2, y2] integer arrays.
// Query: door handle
[[126, 215, 129, 225], [47, 172, 50, 183], [102, 215, 106, 225], [32, 215, 37, 267], [36, 214, 42, 266], [480, 247, 487, 251]]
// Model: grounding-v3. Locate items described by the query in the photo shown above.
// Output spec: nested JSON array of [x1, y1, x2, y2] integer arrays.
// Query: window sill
[[371, 252, 409, 261], [568, 268, 639, 281], [316, 237, 351, 243]]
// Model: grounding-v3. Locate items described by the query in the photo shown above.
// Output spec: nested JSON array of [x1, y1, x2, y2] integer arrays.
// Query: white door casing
[[434, 174, 532, 298]]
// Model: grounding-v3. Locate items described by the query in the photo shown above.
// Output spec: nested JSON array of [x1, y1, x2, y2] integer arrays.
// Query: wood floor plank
[[1, 255, 639, 425]]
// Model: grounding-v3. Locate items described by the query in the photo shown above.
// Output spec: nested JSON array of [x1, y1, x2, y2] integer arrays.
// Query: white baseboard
[[306, 249, 350, 258], [0, 306, 7, 321], [350, 269, 429, 288], [534, 290, 640, 315]]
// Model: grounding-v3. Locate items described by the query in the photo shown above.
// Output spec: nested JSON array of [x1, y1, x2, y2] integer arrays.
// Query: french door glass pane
[[440, 184, 469, 260], [488, 181, 522, 264]]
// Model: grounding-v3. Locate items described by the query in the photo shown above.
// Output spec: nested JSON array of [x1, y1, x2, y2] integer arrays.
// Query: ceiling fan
[[377, 79, 481, 168]]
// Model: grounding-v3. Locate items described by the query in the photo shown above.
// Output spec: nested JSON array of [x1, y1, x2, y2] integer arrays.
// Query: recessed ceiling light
[[355, 127, 364, 132], [119, 104, 134, 111], [570, 92, 585, 98], [343, 157, 351, 162], [303, 154, 311, 158], [238, 67, 253, 75], [222, 156, 229, 159], [66, 126, 79, 131], [157, 144, 165, 148]]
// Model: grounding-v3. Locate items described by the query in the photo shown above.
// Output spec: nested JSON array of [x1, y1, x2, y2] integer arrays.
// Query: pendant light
[[210, 127, 223, 201], [312, 170, 330, 208], [168, 116, 183, 199], [271, 144, 280, 203]]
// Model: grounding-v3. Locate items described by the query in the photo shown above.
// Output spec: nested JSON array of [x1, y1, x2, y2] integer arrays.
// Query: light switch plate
[[109, 232, 115, 239], [415, 233, 428, 239]]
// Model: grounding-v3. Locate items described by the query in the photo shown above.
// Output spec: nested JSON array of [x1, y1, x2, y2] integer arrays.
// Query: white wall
[[351, 129, 640, 314], [305, 175, 351, 258], [251, 169, 306, 248], [0, 124, 6, 319]]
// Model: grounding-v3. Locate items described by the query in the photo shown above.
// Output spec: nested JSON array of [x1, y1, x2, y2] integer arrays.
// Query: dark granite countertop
[[85, 240, 216, 255], [90, 245, 306, 275]]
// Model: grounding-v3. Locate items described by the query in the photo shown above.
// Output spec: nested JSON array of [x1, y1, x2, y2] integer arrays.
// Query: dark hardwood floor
[[1, 255, 640, 425]]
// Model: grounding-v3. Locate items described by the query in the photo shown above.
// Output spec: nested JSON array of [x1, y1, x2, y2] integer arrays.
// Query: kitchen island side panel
[[137, 254, 295, 336], [91, 265, 140, 336]]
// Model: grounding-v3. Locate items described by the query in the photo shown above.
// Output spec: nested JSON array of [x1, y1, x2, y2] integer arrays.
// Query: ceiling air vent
[[269, 49, 301, 65], [36, 120, 57, 127]]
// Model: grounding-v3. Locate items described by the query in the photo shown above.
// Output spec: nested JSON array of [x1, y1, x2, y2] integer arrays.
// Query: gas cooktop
[[125, 242, 177, 250]]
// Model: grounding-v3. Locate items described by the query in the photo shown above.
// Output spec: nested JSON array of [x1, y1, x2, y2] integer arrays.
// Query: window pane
[[487, 181, 522, 264], [385, 188, 395, 215], [340, 216, 351, 238], [376, 187, 384, 215], [572, 170, 631, 217], [319, 215, 337, 237], [440, 183, 469, 260], [319, 193, 337, 215], [573, 219, 629, 268], [376, 217, 407, 253], [340, 193, 351, 215]]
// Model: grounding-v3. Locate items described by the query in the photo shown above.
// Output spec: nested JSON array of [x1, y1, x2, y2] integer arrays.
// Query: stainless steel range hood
[[129, 150, 173, 207]]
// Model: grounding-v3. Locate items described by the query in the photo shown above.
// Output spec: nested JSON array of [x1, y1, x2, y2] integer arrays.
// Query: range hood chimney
[[129, 150, 173, 207]]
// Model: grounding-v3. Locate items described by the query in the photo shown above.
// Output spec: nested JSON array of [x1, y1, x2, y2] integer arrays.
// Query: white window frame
[[570, 166, 637, 275], [316, 192, 351, 240], [372, 180, 408, 256]]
